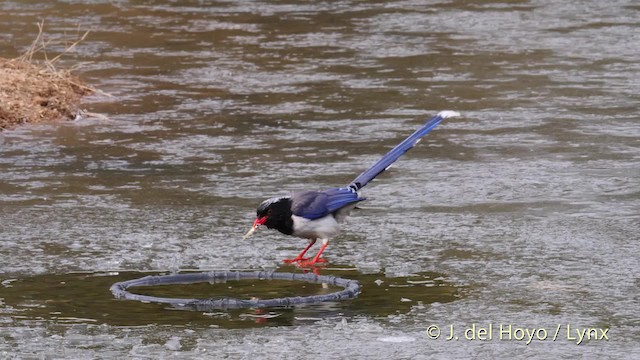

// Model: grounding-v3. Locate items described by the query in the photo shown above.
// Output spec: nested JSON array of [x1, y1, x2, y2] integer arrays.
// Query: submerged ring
[[110, 271, 361, 310]]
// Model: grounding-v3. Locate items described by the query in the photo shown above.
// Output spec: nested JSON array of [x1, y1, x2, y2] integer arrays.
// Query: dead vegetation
[[0, 22, 95, 131]]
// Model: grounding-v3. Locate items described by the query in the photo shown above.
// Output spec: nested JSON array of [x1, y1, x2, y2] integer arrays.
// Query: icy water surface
[[1, 0, 639, 358], [2, 268, 458, 327]]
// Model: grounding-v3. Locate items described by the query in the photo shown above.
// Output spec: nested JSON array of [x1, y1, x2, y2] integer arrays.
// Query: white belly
[[291, 214, 340, 240]]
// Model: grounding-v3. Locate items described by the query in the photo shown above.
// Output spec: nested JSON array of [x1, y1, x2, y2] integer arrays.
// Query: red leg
[[298, 239, 328, 267], [282, 239, 316, 263]]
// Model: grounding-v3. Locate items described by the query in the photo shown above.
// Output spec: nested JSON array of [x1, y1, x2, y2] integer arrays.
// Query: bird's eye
[[267, 209, 273, 216]]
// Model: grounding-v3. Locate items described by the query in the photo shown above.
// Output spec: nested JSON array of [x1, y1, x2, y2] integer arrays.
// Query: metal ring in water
[[110, 270, 361, 311]]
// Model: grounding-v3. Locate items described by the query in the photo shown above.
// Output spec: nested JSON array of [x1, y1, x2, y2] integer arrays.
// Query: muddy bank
[[0, 57, 92, 130]]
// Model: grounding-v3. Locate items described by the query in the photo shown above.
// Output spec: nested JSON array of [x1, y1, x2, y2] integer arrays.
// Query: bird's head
[[242, 196, 292, 239]]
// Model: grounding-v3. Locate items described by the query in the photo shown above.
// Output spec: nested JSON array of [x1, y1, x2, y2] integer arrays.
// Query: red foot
[[282, 257, 309, 264], [297, 258, 327, 267], [301, 267, 323, 275]]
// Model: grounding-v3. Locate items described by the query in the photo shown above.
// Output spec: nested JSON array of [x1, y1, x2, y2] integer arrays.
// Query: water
[[2, 269, 458, 328], [1, 0, 639, 358]]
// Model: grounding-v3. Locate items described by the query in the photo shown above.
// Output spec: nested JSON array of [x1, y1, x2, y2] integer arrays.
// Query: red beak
[[253, 216, 268, 228], [242, 216, 267, 239]]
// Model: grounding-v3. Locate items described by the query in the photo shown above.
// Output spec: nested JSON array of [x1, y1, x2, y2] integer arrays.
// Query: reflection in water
[[2, 268, 459, 329]]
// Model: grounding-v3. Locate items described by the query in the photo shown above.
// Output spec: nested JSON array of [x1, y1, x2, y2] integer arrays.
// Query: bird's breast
[[291, 214, 340, 240]]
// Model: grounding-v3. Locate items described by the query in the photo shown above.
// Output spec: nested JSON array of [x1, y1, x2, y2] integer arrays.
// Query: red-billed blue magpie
[[243, 111, 460, 266]]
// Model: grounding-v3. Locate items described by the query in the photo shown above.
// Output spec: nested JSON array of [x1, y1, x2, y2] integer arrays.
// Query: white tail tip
[[438, 110, 461, 119]]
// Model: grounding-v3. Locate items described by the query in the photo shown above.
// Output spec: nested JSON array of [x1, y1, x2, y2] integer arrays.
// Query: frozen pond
[[1, 0, 639, 358]]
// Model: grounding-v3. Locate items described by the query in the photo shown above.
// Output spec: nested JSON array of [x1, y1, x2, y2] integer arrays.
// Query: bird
[[243, 111, 460, 266]]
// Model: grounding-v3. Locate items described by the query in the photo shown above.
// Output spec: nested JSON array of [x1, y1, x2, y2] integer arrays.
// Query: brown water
[[1, 0, 639, 358]]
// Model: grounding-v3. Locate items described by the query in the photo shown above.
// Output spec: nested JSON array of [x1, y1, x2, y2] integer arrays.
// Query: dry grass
[[0, 21, 95, 131]]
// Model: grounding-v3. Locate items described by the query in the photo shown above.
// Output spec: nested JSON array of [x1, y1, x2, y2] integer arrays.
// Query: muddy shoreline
[[0, 57, 92, 131]]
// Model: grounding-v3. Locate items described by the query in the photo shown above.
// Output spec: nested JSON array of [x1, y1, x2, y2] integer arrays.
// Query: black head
[[255, 196, 294, 235]]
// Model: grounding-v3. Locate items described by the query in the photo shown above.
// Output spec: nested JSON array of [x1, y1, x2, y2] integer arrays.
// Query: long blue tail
[[348, 111, 460, 191]]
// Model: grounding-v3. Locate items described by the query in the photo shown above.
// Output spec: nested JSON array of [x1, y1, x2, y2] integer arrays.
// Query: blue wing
[[348, 111, 459, 190], [291, 187, 364, 220]]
